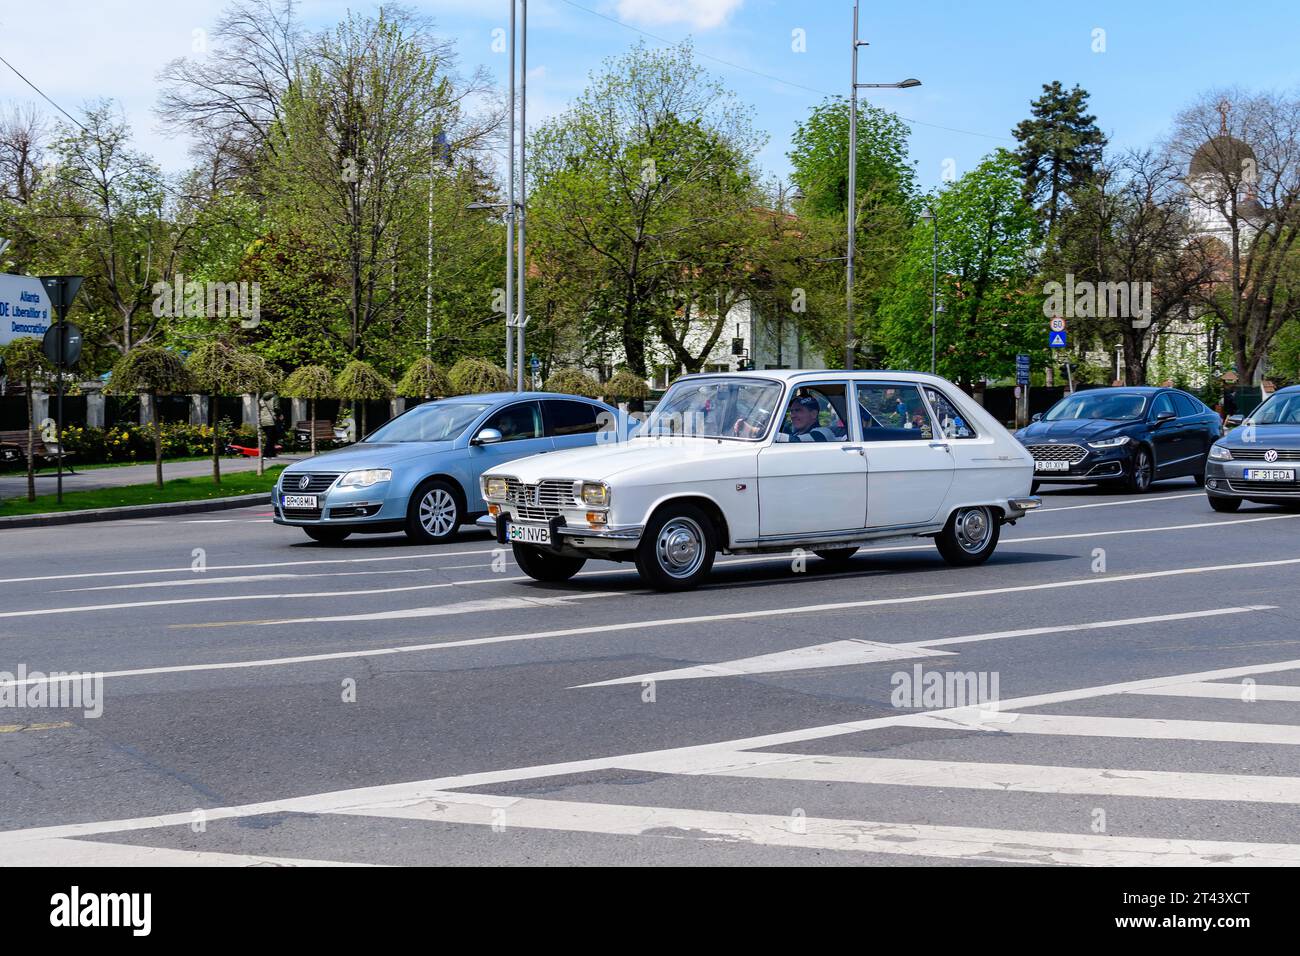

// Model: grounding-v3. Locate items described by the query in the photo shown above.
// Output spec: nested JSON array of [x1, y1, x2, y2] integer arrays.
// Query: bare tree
[[1170, 90, 1300, 385], [0, 104, 47, 204]]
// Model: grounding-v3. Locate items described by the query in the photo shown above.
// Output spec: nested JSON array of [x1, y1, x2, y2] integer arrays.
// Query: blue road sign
[[530, 355, 541, 371], [1049, 331, 1067, 348], [1015, 353, 1030, 385]]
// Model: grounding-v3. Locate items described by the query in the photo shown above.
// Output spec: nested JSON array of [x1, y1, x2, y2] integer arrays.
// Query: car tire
[[634, 503, 717, 591], [1193, 472, 1206, 487], [1030, 480, 1041, 494], [813, 547, 858, 563], [512, 544, 586, 582], [1124, 446, 1154, 494], [405, 478, 463, 544], [304, 527, 351, 544], [1208, 495, 1241, 513], [935, 506, 1000, 566]]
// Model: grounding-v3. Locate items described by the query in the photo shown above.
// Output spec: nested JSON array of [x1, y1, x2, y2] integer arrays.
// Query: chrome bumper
[[1006, 496, 1042, 518], [475, 513, 643, 550]]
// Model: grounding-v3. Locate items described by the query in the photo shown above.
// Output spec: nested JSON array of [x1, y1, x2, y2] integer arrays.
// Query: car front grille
[[1230, 448, 1300, 461], [281, 507, 324, 519], [281, 473, 341, 493], [1227, 479, 1300, 495], [1026, 443, 1088, 463], [504, 478, 575, 522]]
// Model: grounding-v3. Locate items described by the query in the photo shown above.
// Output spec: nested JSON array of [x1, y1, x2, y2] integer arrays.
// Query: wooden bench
[[0, 429, 76, 471], [293, 420, 348, 444]]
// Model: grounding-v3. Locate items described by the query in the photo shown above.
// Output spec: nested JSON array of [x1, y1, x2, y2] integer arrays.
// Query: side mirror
[[1030, 412, 1042, 423], [1154, 410, 1176, 426], [472, 427, 503, 445], [1226, 414, 1245, 428]]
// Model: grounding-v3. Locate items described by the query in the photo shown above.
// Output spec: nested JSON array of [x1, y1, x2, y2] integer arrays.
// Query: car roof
[[672, 369, 961, 387], [437, 391, 609, 404]]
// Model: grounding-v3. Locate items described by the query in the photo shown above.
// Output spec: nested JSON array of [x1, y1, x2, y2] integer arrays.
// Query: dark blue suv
[[1013, 387, 1222, 493]]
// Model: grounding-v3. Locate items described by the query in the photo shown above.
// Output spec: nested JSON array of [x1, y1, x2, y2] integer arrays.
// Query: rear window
[[543, 400, 599, 436]]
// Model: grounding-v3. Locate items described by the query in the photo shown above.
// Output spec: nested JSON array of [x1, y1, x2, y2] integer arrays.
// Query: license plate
[[507, 523, 551, 545], [282, 494, 318, 508], [1244, 469, 1295, 482], [1035, 460, 1070, 472]]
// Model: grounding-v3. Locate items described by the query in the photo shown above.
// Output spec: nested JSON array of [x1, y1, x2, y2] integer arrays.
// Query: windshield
[[1044, 392, 1148, 422], [364, 401, 490, 443], [643, 377, 784, 441], [1249, 392, 1300, 425]]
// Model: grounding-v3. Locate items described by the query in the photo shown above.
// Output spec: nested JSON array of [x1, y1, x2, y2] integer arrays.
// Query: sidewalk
[[0, 455, 306, 499]]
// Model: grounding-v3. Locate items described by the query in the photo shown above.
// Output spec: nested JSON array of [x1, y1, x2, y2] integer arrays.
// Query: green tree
[[788, 98, 918, 366], [186, 339, 265, 483], [447, 357, 510, 395], [396, 356, 449, 400], [880, 150, 1042, 391], [1, 337, 51, 501], [281, 364, 336, 455], [543, 368, 599, 397], [106, 346, 192, 488], [1012, 81, 1106, 236], [334, 360, 393, 438], [529, 40, 762, 376]]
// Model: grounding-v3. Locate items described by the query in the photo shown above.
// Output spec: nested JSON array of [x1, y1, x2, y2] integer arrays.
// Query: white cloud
[[614, 0, 744, 31]]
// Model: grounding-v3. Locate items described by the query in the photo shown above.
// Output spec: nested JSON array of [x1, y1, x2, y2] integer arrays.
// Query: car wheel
[[304, 527, 351, 544], [813, 547, 858, 564], [1193, 472, 1206, 487], [1208, 495, 1241, 513], [405, 478, 462, 544], [1124, 447, 1154, 494], [935, 506, 1000, 566], [512, 544, 586, 582], [634, 503, 717, 591]]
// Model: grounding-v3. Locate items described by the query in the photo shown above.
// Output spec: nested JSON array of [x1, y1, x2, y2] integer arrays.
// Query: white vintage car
[[477, 371, 1040, 590]]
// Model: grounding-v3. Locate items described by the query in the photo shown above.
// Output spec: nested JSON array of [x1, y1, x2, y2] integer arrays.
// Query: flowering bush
[[1, 421, 267, 469]]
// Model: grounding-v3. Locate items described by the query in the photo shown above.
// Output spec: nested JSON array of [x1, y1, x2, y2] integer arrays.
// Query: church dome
[[1189, 135, 1256, 179]]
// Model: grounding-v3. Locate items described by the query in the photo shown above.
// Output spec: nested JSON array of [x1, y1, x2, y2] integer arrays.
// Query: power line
[[555, 0, 1013, 143], [0, 52, 88, 132]]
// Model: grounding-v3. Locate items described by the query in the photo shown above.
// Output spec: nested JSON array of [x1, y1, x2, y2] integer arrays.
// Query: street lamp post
[[920, 205, 938, 374], [848, 0, 919, 370], [516, 0, 528, 393]]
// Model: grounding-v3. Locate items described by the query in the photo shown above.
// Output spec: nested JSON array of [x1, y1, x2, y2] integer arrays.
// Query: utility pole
[[505, 0, 516, 387], [516, 0, 528, 392]]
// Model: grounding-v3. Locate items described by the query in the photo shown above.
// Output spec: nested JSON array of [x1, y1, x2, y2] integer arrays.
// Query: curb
[[0, 493, 272, 529]]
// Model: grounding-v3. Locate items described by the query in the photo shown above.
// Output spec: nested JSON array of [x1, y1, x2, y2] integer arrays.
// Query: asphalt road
[[1, 477, 1299, 866]]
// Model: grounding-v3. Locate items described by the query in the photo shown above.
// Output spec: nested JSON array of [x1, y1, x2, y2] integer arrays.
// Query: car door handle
[[841, 445, 865, 455], [929, 442, 951, 450]]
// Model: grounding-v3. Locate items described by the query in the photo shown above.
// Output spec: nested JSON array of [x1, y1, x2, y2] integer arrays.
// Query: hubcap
[[1135, 452, 1151, 489], [419, 489, 457, 537], [954, 507, 992, 554], [656, 517, 705, 578]]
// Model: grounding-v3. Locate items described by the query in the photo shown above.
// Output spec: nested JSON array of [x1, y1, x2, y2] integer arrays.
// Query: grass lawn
[[0, 466, 285, 517]]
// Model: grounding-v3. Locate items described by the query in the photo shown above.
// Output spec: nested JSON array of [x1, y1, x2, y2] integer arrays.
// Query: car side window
[[543, 400, 599, 436], [774, 384, 849, 443], [855, 384, 934, 441], [1172, 393, 1199, 417], [1151, 393, 1175, 419], [483, 401, 542, 442], [922, 387, 976, 439]]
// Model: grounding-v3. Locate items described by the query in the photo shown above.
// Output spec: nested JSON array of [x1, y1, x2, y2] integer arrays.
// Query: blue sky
[[3, 1, 1299, 190]]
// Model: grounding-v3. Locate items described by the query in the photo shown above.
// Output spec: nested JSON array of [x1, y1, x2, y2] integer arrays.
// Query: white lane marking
[[4, 657, 1300, 847], [326, 791, 1298, 866], [1037, 493, 1202, 512], [900, 712, 1300, 745], [575, 640, 955, 687], [0, 547, 502, 586], [212, 591, 620, 627], [705, 752, 1300, 804], [1134, 681, 1300, 702], [1005, 513, 1300, 544], [1, 837, 372, 867], [574, 607, 1273, 688], [60, 566, 461, 592], [2, 554, 1295, 685]]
